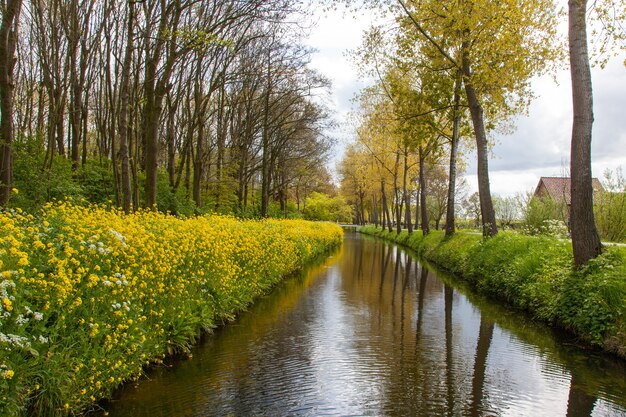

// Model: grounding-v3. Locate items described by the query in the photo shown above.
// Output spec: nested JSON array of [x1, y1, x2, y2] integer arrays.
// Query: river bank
[[358, 226, 626, 359], [0, 201, 343, 416]]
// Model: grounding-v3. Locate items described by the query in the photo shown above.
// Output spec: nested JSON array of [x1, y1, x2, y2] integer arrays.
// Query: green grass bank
[[359, 225, 626, 358]]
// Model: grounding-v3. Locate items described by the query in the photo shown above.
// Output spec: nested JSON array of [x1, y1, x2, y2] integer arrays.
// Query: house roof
[[534, 176, 604, 205]]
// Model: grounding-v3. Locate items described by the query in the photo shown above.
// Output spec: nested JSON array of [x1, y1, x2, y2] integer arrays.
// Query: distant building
[[533, 176, 604, 223]]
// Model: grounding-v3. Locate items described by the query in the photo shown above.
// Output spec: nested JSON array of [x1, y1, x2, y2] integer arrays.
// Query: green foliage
[[11, 154, 84, 210], [595, 191, 626, 243], [266, 201, 304, 219], [359, 226, 626, 357], [9, 139, 116, 211], [156, 170, 197, 216], [76, 160, 116, 204], [303, 192, 352, 222], [559, 247, 626, 348], [522, 196, 568, 236]]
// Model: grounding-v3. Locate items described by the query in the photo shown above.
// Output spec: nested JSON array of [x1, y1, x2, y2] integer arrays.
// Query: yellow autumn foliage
[[0, 201, 342, 415]]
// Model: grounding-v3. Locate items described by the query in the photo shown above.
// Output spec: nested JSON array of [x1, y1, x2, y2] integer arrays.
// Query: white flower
[[0, 333, 31, 349], [109, 229, 127, 246]]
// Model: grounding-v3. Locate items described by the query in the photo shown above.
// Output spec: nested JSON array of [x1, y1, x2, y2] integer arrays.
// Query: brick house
[[533, 176, 604, 224]]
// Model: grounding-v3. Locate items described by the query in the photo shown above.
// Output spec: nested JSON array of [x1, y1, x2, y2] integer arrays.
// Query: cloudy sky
[[303, 7, 626, 197]]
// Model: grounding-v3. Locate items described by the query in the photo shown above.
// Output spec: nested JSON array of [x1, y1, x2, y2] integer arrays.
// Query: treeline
[[336, 0, 624, 265], [0, 0, 334, 217], [339, 2, 559, 238]]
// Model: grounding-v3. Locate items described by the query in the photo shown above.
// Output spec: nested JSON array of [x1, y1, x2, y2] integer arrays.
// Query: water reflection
[[101, 233, 625, 417]]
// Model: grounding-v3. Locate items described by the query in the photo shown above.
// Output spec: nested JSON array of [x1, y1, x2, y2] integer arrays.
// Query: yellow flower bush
[[0, 201, 342, 416]]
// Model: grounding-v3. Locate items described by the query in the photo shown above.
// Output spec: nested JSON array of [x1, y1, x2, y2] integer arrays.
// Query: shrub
[[303, 192, 352, 223], [522, 196, 566, 235]]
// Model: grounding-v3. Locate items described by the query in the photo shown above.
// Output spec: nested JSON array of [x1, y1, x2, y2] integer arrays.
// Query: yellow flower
[[10, 187, 18, 194], [4, 370, 14, 379], [2, 298, 12, 312]]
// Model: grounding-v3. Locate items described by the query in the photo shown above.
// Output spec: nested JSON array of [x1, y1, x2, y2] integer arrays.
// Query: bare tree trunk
[[0, 0, 23, 205], [419, 146, 429, 235], [568, 0, 602, 266], [373, 194, 379, 228], [260, 46, 272, 217], [214, 87, 226, 211], [462, 31, 497, 238], [166, 97, 176, 190], [118, 0, 134, 214], [193, 109, 205, 207], [360, 189, 366, 226], [381, 179, 392, 232], [445, 71, 462, 236], [414, 189, 419, 231], [403, 145, 412, 234]]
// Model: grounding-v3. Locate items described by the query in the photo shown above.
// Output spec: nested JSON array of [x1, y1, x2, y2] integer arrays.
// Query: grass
[[359, 225, 626, 358]]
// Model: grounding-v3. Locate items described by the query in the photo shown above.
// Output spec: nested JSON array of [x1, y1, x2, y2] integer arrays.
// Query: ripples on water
[[102, 233, 626, 417]]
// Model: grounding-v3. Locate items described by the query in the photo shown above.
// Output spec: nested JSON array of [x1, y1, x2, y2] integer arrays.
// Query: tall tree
[[568, 0, 603, 266], [394, 0, 560, 237], [118, 0, 135, 214], [0, 0, 23, 205]]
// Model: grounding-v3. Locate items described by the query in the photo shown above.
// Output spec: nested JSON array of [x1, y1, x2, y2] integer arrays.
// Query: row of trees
[[339, 0, 558, 235], [336, 0, 624, 266], [0, 0, 336, 217]]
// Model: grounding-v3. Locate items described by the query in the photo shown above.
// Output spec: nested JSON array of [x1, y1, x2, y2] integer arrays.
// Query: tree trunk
[[360, 190, 366, 226], [568, 0, 602, 266], [260, 46, 272, 217], [462, 31, 497, 238], [373, 194, 379, 228], [69, 67, 82, 171], [143, 101, 160, 208], [403, 146, 413, 234], [381, 179, 392, 232], [118, 1, 134, 214], [0, 0, 23, 205], [193, 110, 205, 208], [166, 99, 176, 190], [214, 89, 226, 211], [414, 189, 419, 231], [445, 71, 462, 236], [419, 146, 429, 235]]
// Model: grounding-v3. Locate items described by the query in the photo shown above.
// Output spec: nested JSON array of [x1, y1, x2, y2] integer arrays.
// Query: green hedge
[[359, 226, 626, 357]]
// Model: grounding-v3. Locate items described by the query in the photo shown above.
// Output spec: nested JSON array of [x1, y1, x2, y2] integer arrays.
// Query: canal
[[101, 231, 625, 416]]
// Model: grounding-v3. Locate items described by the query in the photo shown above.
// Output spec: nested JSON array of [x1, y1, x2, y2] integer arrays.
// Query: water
[[101, 232, 626, 416]]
